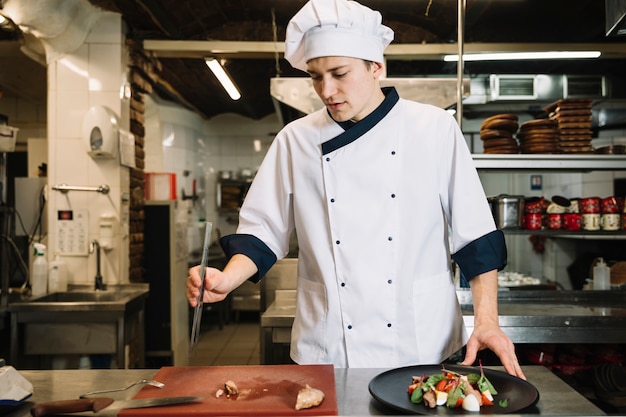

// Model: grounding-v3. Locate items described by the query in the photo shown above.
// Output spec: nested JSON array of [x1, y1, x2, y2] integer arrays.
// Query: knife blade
[[30, 396, 201, 417], [189, 221, 213, 356]]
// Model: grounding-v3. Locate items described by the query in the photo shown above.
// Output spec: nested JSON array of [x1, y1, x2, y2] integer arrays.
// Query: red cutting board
[[119, 364, 338, 416]]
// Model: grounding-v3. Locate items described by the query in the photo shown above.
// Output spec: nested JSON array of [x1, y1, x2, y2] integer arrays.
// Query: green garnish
[[478, 361, 498, 395], [498, 398, 509, 408], [410, 385, 424, 403]]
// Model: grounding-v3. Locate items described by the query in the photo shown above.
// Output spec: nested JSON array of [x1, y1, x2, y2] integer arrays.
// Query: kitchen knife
[[30, 396, 201, 417]]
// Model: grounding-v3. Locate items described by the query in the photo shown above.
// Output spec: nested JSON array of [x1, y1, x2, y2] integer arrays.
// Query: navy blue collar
[[321, 87, 399, 155]]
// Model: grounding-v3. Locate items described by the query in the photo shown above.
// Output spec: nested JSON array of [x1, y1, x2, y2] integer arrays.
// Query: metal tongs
[[80, 379, 164, 398], [189, 221, 213, 357]]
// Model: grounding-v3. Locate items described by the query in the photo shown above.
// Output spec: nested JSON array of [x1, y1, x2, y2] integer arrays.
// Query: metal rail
[[52, 184, 110, 194]]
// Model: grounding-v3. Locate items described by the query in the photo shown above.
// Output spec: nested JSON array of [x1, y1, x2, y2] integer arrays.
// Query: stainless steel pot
[[488, 194, 525, 229]]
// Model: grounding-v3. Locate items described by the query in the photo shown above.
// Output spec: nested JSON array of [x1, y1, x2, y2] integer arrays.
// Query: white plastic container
[[48, 255, 68, 292], [593, 258, 611, 290], [31, 243, 48, 297]]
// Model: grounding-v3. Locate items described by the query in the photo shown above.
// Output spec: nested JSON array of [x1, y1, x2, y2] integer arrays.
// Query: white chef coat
[[233, 87, 501, 368]]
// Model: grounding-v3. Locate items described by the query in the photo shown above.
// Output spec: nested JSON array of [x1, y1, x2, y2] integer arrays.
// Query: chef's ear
[[371, 61, 385, 79]]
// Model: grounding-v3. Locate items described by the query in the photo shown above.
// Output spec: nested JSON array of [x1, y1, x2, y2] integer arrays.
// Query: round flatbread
[[520, 119, 558, 129], [518, 136, 560, 144], [552, 116, 593, 124], [518, 128, 559, 136], [560, 129, 592, 135], [560, 135, 592, 141], [481, 118, 519, 132], [559, 140, 592, 147], [521, 143, 560, 153], [483, 137, 519, 148], [480, 129, 514, 140], [483, 146, 520, 154], [481, 113, 518, 125], [560, 146, 592, 153], [553, 109, 592, 117]]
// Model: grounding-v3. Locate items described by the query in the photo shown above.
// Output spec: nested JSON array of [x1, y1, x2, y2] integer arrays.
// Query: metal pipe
[[90, 240, 105, 291], [52, 184, 110, 194], [456, 0, 466, 127]]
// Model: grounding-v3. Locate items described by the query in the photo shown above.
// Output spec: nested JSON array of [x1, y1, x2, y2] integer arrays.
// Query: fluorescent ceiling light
[[444, 51, 601, 62], [0, 15, 6, 25], [205, 58, 241, 100]]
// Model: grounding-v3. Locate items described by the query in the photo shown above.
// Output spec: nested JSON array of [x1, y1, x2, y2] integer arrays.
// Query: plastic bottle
[[593, 258, 611, 290], [48, 254, 68, 293], [31, 243, 48, 297]]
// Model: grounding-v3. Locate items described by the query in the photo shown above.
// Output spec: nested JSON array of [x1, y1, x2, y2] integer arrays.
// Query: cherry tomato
[[435, 380, 448, 392], [481, 391, 494, 406]]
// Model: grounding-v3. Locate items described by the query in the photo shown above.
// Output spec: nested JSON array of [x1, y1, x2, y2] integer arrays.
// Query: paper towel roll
[[82, 105, 119, 159]]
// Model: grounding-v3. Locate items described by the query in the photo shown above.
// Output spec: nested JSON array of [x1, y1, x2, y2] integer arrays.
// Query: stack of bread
[[479, 114, 520, 154], [544, 98, 593, 153], [517, 118, 560, 154]]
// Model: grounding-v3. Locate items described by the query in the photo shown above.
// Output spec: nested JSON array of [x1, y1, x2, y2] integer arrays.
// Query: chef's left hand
[[461, 320, 526, 380]]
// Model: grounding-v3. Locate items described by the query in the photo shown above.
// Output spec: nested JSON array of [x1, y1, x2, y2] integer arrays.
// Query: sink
[[7, 284, 149, 368], [9, 284, 149, 312], [32, 291, 129, 303]]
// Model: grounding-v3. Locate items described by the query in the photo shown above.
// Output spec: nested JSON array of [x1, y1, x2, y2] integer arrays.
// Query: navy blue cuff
[[219, 234, 277, 283], [451, 230, 507, 280]]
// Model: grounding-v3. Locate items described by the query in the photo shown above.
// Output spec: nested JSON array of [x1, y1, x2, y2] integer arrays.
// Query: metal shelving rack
[[474, 154, 626, 239], [472, 154, 626, 171]]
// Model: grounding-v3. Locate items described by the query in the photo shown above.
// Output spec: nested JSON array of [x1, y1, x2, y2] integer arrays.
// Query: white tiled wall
[[46, 12, 130, 287], [144, 96, 281, 255]]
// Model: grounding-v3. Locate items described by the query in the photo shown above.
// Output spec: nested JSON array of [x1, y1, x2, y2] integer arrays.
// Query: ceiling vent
[[566, 75, 606, 97], [485, 74, 611, 103], [490, 75, 537, 100]]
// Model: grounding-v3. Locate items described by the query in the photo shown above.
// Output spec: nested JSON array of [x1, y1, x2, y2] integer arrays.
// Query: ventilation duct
[[271, 74, 626, 127], [606, 0, 626, 36], [461, 74, 625, 107]]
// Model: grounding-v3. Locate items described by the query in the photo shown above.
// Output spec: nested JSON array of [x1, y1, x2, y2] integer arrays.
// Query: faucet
[[90, 240, 105, 291]]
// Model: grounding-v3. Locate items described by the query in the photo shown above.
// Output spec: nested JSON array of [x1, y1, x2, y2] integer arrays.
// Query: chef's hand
[[461, 320, 526, 380], [186, 265, 230, 306], [186, 254, 259, 307]]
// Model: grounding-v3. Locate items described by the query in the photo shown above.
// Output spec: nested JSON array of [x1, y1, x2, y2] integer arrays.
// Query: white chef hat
[[284, 0, 394, 72]]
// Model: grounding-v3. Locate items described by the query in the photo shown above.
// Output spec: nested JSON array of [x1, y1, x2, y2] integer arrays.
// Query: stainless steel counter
[[262, 289, 626, 350], [4, 366, 605, 416], [7, 285, 149, 369]]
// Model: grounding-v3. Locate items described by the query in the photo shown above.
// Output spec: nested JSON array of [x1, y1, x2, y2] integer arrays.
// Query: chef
[[187, 0, 525, 379]]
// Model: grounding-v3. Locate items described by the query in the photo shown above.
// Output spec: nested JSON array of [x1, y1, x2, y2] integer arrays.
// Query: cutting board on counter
[[119, 364, 338, 416]]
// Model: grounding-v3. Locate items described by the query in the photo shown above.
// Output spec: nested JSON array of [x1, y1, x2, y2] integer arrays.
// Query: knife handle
[[31, 397, 114, 417]]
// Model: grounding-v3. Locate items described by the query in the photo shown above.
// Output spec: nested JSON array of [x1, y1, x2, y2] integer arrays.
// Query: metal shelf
[[501, 229, 626, 240], [473, 154, 626, 171]]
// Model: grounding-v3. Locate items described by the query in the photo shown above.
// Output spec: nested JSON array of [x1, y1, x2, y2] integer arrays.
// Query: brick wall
[[126, 38, 161, 282]]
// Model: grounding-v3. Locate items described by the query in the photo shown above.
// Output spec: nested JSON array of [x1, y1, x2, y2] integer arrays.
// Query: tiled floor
[[189, 311, 261, 366]]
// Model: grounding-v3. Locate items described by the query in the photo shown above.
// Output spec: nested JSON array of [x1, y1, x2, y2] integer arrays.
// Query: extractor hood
[[462, 74, 626, 126], [271, 73, 626, 128], [464, 74, 626, 105], [606, 0, 626, 36], [270, 77, 470, 125]]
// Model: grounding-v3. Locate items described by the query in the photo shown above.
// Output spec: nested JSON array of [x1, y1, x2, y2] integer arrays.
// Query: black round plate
[[368, 364, 539, 415]]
